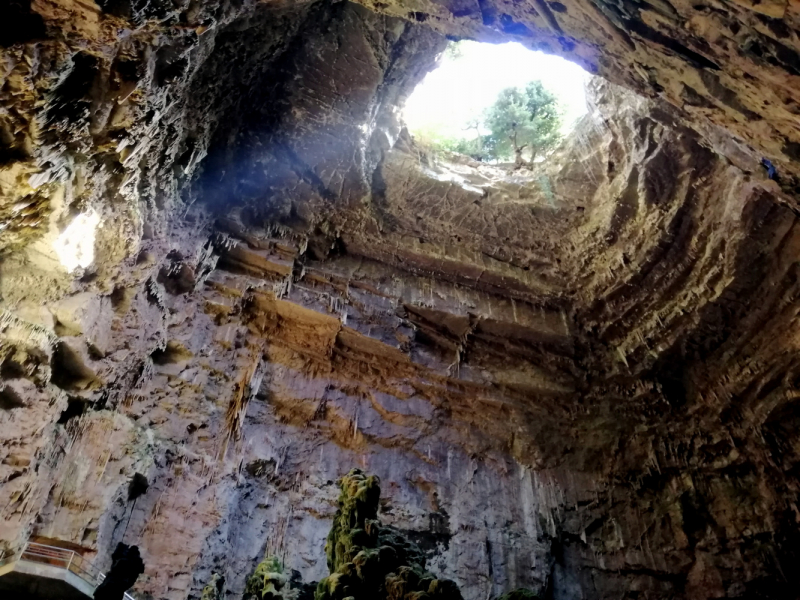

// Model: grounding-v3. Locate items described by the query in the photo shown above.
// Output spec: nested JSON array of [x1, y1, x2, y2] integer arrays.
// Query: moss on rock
[[496, 589, 539, 600], [201, 573, 225, 600], [245, 555, 298, 600], [315, 469, 463, 600]]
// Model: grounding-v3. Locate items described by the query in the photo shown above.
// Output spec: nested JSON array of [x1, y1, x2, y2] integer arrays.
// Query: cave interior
[[2, 0, 800, 599]]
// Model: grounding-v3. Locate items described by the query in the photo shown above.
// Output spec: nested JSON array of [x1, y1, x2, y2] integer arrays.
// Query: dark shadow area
[[0, 385, 26, 410], [0, 1, 46, 48]]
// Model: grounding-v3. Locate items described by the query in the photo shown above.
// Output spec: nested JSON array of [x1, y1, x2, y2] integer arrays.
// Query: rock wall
[[2, 1, 800, 600], [348, 0, 800, 192]]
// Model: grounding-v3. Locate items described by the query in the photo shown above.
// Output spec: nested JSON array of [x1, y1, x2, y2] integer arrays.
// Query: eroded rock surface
[[315, 469, 463, 600], [2, 1, 800, 600], [351, 0, 800, 193]]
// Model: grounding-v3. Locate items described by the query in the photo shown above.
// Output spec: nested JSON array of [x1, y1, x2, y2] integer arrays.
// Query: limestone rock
[[1, 1, 800, 600], [316, 469, 462, 600], [245, 556, 297, 600], [200, 573, 225, 600], [495, 590, 539, 600]]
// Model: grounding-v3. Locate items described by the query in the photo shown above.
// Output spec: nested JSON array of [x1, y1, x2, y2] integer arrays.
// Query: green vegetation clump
[[418, 81, 563, 166], [484, 82, 562, 165], [315, 469, 463, 600], [245, 555, 298, 600], [200, 573, 225, 600]]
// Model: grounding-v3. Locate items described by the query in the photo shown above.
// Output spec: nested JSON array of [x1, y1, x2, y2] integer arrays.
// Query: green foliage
[[323, 469, 381, 573], [245, 555, 298, 600], [483, 81, 562, 163], [315, 469, 463, 600], [200, 573, 225, 600], [411, 80, 563, 165], [443, 42, 464, 61], [414, 130, 492, 162]]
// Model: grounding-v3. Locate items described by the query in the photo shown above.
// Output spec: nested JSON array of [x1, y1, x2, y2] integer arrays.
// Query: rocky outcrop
[[2, 1, 800, 600], [200, 573, 225, 600], [349, 0, 800, 194], [93, 542, 145, 600], [245, 556, 295, 600], [315, 469, 462, 600]]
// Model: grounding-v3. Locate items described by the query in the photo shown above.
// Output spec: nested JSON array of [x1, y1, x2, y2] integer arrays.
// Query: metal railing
[[3, 542, 135, 600]]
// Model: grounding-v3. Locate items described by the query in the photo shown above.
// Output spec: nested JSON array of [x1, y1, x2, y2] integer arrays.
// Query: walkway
[[0, 542, 135, 600]]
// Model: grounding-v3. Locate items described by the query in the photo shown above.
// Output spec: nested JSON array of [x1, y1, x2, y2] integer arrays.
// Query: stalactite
[[219, 343, 266, 461]]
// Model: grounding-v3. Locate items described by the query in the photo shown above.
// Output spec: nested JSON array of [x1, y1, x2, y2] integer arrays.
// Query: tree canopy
[[484, 81, 562, 163], [416, 80, 563, 165]]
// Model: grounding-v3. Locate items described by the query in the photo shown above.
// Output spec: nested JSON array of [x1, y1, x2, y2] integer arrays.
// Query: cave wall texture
[[2, 0, 800, 599]]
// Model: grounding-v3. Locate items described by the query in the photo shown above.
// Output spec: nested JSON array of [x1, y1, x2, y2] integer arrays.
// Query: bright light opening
[[53, 209, 101, 272], [403, 41, 590, 162]]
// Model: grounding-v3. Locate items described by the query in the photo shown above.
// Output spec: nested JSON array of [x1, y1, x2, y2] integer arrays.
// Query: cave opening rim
[[401, 40, 592, 164]]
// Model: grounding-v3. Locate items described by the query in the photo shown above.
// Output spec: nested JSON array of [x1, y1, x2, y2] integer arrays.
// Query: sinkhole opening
[[403, 41, 590, 165]]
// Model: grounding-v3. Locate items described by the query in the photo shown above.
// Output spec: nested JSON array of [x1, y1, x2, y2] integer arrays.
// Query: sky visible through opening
[[403, 41, 590, 144]]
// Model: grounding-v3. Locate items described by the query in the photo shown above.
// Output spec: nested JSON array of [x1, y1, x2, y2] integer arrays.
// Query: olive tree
[[483, 81, 563, 165]]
